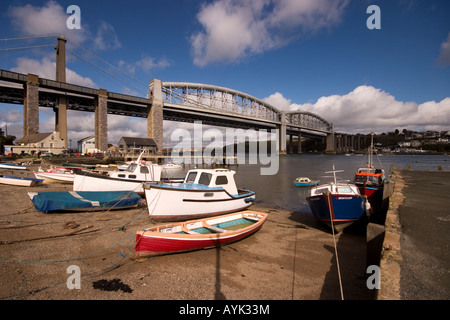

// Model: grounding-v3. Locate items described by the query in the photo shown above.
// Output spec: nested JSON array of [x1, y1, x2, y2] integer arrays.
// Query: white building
[[77, 136, 96, 154]]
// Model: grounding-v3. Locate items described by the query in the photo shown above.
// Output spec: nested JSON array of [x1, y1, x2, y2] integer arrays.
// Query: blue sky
[[1, 0, 449, 146]]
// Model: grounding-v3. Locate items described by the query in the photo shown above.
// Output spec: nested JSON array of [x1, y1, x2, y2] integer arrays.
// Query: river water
[[163, 154, 450, 214]]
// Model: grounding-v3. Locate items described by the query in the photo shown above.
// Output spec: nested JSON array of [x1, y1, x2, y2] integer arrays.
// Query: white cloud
[[93, 21, 122, 51], [8, 0, 87, 43], [190, 0, 349, 66], [11, 57, 97, 88], [438, 32, 450, 66], [265, 86, 450, 134], [119, 56, 171, 75]]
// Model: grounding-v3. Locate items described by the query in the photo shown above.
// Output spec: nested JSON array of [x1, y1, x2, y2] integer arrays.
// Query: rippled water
[[163, 154, 450, 213]]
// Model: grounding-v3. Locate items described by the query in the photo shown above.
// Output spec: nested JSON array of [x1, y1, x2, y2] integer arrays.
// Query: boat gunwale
[[136, 211, 267, 241]]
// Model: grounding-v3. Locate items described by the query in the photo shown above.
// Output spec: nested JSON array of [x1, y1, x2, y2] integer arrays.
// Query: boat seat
[[206, 225, 227, 233]]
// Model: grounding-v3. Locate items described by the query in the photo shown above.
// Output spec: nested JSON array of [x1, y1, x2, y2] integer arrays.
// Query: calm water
[[163, 154, 450, 213]]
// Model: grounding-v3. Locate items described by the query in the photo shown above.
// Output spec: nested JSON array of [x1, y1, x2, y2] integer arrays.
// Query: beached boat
[[0, 163, 27, 170], [34, 166, 80, 183], [306, 167, 370, 232], [73, 152, 162, 194], [28, 190, 141, 213], [294, 177, 320, 187], [144, 168, 255, 221], [0, 174, 43, 187], [135, 210, 267, 258], [353, 133, 386, 214]]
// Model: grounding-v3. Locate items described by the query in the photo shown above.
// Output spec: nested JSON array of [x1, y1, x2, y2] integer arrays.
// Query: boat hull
[[144, 184, 255, 221], [135, 211, 267, 257], [73, 171, 153, 194], [306, 193, 368, 232], [0, 175, 43, 187], [0, 163, 26, 170], [34, 172, 75, 183]]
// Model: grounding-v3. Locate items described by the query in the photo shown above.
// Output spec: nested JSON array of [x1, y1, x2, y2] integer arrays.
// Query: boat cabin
[[354, 167, 385, 186], [183, 169, 238, 194], [109, 161, 162, 182], [310, 183, 361, 196]]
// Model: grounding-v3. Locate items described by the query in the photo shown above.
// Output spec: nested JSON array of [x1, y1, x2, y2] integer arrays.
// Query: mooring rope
[[326, 192, 344, 300]]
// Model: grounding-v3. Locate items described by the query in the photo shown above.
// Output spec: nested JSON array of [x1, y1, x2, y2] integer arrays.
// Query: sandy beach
[[0, 163, 375, 301]]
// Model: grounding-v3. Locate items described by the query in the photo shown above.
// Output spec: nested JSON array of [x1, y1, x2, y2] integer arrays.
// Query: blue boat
[[28, 191, 141, 213], [306, 167, 370, 232], [294, 177, 320, 187]]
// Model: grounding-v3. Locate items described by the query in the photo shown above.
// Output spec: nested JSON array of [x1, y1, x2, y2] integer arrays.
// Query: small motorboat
[[0, 163, 27, 170], [144, 168, 255, 221], [354, 133, 387, 214], [34, 166, 80, 183], [306, 166, 370, 232], [73, 150, 162, 194], [294, 177, 320, 187], [135, 210, 268, 258], [0, 174, 43, 187], [28, 190, 141, 213]]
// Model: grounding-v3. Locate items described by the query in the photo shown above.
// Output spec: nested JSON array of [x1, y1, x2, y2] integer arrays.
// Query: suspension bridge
[[0, 35, 369, 154]]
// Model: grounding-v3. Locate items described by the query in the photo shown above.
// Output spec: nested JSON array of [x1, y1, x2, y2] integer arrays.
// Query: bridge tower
[[55, 36, 67, 149], [148, 79, 163, 151]]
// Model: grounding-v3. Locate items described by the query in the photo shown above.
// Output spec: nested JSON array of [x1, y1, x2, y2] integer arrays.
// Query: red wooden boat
[[135, 211, 267, 258]]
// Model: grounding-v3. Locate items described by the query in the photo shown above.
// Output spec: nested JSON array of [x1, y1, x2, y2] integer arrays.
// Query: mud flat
[[0, 165, 376, 302]]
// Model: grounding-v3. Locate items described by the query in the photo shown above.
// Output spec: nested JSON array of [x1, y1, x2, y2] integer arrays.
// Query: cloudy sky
[[0, 0, 449, 147]]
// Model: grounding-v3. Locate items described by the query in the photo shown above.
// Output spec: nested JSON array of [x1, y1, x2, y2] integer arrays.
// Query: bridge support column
[[95, 89, 108, 151], [325, 124, 336, 154], [55, 36, 67, 149], [288, 134, 293, 154], [148, 79, 164, 152], [23, 73, 39, 136], [297, 132, 302, 154], [278, 112, 286, 154]]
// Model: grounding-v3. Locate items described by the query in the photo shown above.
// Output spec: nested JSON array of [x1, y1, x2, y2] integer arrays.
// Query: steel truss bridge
[[0, 68, 337, 153]]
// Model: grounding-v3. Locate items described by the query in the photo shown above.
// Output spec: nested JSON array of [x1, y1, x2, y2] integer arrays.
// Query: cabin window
[[198, 172, 212, 186], [140, 166, 149, 174], [118, 174, 125, 178], [186, 171, 197, 183], [215, 175, 228, 185], [126, 163, 137, 172], [129, 175, 137, 179]]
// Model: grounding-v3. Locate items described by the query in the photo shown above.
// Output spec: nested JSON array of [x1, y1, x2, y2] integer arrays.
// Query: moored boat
[[294, 177, 320, 187], [135, 210, 267, 258], [28, 190, 141, 212], [0, 174, 43, 187], [353, 133, 386, 214], [73, 151, 162, 194], [144, 168, 255, 221], [34, 166, 80, 183], [0, 163, 27, 170], [306, 167, 370, 232]]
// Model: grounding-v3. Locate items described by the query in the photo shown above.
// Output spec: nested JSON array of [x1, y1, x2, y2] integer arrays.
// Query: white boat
[[162, 162, 182, 169], [0, 163, 27, 170], [73, 152, 162, 194], [0, 174, 43, 187], [34, 166, 79, 183], [144, 168, 256, 221]]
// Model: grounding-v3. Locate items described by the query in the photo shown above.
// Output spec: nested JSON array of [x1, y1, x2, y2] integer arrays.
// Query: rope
[[326, 192, 344, 300]]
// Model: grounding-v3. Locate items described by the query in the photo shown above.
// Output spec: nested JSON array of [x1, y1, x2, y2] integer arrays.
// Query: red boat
[[135, 211, 267, 258]]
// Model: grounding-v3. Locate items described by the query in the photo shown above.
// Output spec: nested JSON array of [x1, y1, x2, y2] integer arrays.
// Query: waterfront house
[[7, 131, 65, 155], [118, 137, 158, 155]]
